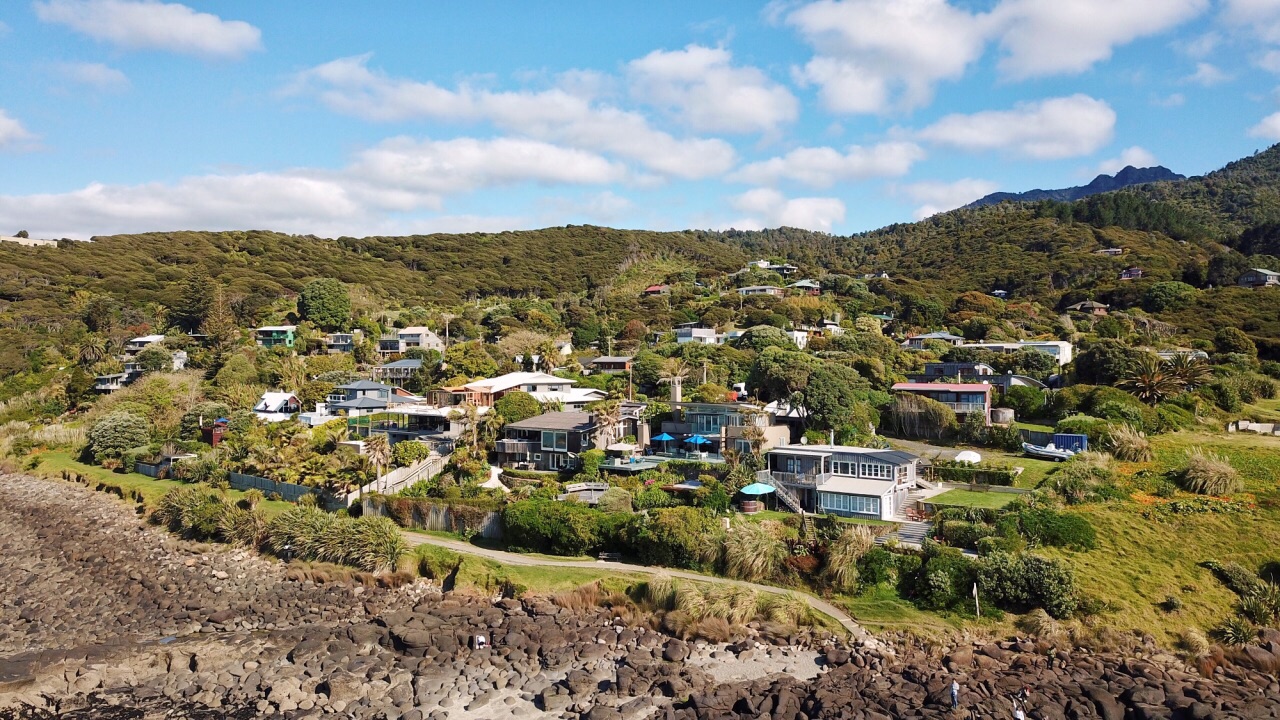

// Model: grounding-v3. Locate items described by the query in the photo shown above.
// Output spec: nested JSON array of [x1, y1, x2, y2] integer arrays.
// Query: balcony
[[938, 402, 988, 414], [770, 471, 831, 488], [496, 439, 541, 454]]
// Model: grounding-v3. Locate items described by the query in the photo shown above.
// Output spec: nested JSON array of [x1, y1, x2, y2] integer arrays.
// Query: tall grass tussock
[[1105, 424, 1152, 462], [1179, 447, 1242, 496]]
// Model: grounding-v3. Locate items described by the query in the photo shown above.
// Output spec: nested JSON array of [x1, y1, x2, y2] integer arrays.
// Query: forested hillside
[[2, 144, 1279, 382]]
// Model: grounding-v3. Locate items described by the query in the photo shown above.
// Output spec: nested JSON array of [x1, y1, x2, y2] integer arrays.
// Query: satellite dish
[[800, 437, 809, 445]]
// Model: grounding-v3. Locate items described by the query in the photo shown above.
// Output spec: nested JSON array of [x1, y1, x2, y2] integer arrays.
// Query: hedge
[[933, 460, 1018, 486]]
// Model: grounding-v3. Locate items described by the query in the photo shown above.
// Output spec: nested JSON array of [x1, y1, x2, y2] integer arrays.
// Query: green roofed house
[[255, 325, 296, 349]]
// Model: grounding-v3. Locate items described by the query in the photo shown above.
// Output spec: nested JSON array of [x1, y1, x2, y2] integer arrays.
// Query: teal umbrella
[[739, 482, 776, 495]]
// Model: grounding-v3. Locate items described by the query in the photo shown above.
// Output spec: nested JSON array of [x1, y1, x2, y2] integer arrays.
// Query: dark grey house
[[496, 411, 597, 472]]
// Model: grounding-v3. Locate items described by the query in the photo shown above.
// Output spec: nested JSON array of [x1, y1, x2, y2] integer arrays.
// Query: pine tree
[[171, 271, 212, 332], [200, 285, 239, 352]]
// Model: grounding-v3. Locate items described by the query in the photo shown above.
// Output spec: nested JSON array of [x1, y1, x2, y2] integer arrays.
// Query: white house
[[675, 327, 720, 345], [126, 335, 165, 353], [764, 445, 921, 521], [958, 340, 1074, 367], [253, 392, 301, 423]]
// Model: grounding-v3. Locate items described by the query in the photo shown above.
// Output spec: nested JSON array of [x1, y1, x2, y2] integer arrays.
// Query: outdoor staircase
[[878, 487, 934, 547], [347, 452, 450, 506], [757, 470, 805, 514]]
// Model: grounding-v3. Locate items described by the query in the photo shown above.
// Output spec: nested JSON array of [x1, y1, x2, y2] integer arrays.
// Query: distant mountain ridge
[[964, 166, 1186, 208]]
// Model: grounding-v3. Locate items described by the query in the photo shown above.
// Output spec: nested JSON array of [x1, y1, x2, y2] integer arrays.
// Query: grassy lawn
[[409, 543, 647, 595], [928, 489, 1018, 509], [1041, 430, 1280, 645], [838, 584, 972, 637], [32, 450, 294, 517], [1244, 398, 1280, 423]]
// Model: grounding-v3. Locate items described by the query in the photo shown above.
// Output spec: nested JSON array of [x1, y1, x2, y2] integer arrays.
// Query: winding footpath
[[401, 531, 870, 641]]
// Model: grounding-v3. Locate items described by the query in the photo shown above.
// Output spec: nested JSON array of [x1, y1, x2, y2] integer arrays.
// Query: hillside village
[[1, 148, 1280, 661]]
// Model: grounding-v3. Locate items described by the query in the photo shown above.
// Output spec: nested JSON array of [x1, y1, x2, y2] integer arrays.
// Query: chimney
[[670, 378, 682, 403]]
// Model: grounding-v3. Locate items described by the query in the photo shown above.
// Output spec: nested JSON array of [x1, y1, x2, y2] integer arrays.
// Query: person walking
[[951, 679, 960, 709]]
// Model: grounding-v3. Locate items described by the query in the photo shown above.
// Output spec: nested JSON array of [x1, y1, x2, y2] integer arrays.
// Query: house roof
[[1247, 268, 1280, 277], [506, 411, 594, 431], [893, 382, 992, 394], [338, 379, 394, 391], [737, 285, 782, 292], [257, 325, 296, 332], [644, 284, 669, 292], [818, 476, 895, 497], [130, 334, 165, 344], [254, 392, 298, 413], [529, 387, 607, 406], [910, 331, 965, 341], [788, 279, 821, 288], [379, 359, 424, 370], [464, 371, 574, 393], [398, 326, 440, 338], [1067, 300, 1109, 309], [591, 356, 633, 364], [773, 445, 918, 465], [331, 397, 388, 410]]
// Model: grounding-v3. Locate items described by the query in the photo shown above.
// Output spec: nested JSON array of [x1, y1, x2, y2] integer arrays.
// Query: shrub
[[1054, 415, 1110, 444], [939, 520, 995, 549], [1104, 424, 1152, 462], [727, 517, 783, 579], [934, 461, 1018, 486], [266, 506, 406, 571], [1212, 616, 1257, 648], [881, 394, 956, 440], [1014, 508, 1097, 550], [978, 551, 1078, 618], [391, 441, 432, 468], [502, 499, 601, 556], [219, 506, 269, 548], [152, 486, 228, 542], [823, 524, 876, 592], [243, 488, 264, 509], [629, 507, 718, 569], [1178, 627, 1210, 656], [596, 487, 633, 513], [86, 411, 151, 460], [1203, 560, 1266, 597], [1179, 448, 1242, 496], [857, 547, 896, 585], [999, 386, 1046, 420], [761, 592, 817, 627], [1049, 452, 1117, 504], [493, 391, 541, 424], [634, 486, 677, 510], [1204, 382, 1242, 412]]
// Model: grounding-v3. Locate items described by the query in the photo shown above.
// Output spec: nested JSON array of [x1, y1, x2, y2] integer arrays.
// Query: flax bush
[[1179, 448, 1242, 496]]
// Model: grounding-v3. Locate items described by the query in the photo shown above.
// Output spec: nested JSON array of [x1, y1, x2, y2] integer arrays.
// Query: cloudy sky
[[1, 0, 1279, 239]]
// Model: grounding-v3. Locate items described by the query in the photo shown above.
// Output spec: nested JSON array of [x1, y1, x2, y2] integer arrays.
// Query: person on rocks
[[951, 679, 960, 709]]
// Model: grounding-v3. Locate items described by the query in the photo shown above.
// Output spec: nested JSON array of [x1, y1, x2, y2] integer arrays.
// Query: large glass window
[[541, 431, 567, 451], [693, 414, 723, 433], [819, 492, 880, 516]]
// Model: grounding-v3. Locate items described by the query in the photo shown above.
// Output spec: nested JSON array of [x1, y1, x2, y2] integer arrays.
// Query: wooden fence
[[227, 472, 342, 510]]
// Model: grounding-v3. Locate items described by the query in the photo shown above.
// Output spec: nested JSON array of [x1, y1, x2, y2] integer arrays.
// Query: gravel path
[[401, 532, 870, 641]]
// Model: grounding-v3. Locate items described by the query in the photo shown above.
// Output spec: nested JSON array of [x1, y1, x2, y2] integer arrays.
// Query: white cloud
[[55, 61, 130, 90], [782, 0, 1207, 113], [1096, 146, 1159, 174], [992, 0, 1208, 79], [1222, 0, 1280, 43], [540, 191, 634, 225], [730, 141, 925, 187], [902, 178, 999, 219], [1248, 111, 1280, 139], [33, 0, 262, 59], [786, 0, 995, 114], [1153, 93, 1186, 107], [288, 55, 736, 179], [1259, 50, 1280, 73], [0, 135, 628, 238], [1183, 62, 1231, 86], [916, 94, 1116, 159], [729, 188, 846, 231], [0, 110, 35, 149], [627, 44, 798, 134]]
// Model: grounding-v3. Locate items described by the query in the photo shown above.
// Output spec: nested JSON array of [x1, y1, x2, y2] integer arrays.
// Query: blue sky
[[1, 0, 1279, 239]]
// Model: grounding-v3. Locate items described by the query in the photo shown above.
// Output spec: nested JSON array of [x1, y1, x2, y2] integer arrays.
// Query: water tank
[[991, 408, 1015, 425]]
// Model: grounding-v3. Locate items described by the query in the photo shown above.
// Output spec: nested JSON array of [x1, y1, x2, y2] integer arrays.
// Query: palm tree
[[323, 423, 349, 452], [77, 335, 108, 367], [1119, 355, 1182, 406], [588, 399, 624, 449], [1164, 352, 1212, 391], [364, 434, 391, 495], [658, 359, 690, 402]]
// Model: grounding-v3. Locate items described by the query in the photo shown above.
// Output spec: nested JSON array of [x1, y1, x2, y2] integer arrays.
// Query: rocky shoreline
[[0, 473, 1278, 719]]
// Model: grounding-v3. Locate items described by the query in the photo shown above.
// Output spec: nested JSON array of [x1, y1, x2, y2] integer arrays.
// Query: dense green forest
[[3, 144, 1280, 381]]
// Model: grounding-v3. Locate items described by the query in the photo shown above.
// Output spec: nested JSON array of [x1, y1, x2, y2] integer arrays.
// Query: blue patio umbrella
[[686, 434, 711, 445], [652, 432, 675, 454], [739, 482, 776, 495]]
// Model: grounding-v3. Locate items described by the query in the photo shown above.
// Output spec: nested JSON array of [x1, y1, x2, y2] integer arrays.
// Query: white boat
[[1021, 441, 1075, 461]]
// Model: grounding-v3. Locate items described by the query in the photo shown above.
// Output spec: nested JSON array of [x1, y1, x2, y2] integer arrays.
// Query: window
[[541, 431, 567, 451], [548, 454, 564, 470], [818, 492, 880, 517], [833, 461, 853, 475], [785, 457, 797, 473], [859, 462, 891, 479], [534, 454, 541, 461], [735, 439, 751, 455]]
